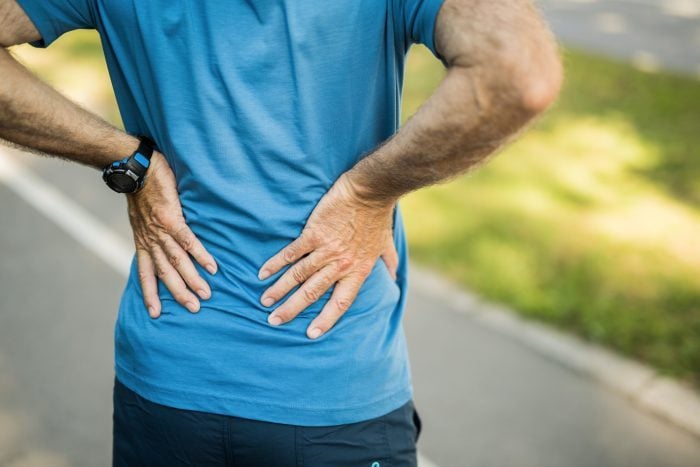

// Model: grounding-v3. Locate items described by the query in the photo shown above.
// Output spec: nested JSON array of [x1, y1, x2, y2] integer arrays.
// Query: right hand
[[126, 151, 218, 318]]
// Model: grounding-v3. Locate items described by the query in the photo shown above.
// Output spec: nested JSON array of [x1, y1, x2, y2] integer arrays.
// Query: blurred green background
[[11, 30, 700, 387]]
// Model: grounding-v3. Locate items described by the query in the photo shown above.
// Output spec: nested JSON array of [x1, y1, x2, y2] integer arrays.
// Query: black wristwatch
[[102, 135, 157, 193]]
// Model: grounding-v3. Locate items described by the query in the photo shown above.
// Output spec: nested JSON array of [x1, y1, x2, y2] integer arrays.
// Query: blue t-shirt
[[18, 0, 447, 425]]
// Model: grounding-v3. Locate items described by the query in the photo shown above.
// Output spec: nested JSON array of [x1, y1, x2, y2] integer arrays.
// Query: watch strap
[[132, 135, 156, 169]]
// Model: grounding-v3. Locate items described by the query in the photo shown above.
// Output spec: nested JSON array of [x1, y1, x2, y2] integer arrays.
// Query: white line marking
[[0, 150, 133, 276], [418, 453, 440, 467], [0, 148, 442, 465]]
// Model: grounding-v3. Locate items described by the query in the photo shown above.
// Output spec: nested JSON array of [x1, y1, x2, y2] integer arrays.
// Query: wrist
[[98, 131, 141, 166], [339, 171, 400, 210], [102, 134, 157, 194]]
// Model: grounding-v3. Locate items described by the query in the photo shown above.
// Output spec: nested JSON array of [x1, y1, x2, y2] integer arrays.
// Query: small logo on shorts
[[371, 462, 380, 467]]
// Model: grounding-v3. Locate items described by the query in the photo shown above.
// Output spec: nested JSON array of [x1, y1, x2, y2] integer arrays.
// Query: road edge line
[[0, 149, 133, 276]]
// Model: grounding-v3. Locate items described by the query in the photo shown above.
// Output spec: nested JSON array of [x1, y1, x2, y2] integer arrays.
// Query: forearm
[[0, 46, 137, 168], [344, 0, 562, 205], [345, 66, 522, 204]]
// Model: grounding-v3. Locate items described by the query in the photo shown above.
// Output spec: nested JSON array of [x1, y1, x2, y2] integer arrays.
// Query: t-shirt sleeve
[[394, 0, 448, 67], [14, 0, 97, 48]]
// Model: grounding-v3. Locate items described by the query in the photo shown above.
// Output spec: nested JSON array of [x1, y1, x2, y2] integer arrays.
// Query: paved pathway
[[2, 2, 700, 465], [539, 0, 700, 75]]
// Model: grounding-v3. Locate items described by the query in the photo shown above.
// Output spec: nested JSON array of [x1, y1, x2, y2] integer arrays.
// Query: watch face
[[106, 173, 137, 193]]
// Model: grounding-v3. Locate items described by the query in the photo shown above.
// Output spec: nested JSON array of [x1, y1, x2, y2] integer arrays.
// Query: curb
[[408, 262, 700, 439]]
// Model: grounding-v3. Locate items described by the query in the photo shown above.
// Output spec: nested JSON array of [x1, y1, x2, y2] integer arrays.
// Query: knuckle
[[179, 233, 195, 251], [155, 266, 168, 278], [335, 296, 352, 312], [291, 266, 307, 284], [137, 270, 151, 283], [143, 232, 160, 246], [282, 246, 297, 263], [302, 287, 321, 303], [155, 230, 172, 245], [168, 254, 182, 268], [177, 227, 195, 251], [327, 238, 344, 254], [336, 256, 354, 271], [134, 229, 158, 249], [152, 209, 172, 227], [306, 229, 322, 246]]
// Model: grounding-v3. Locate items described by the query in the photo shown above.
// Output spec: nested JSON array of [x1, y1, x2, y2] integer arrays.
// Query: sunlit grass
[[10, 30, 122, 125], [10, 32, 700, 386], [402, 46, 700, 386]]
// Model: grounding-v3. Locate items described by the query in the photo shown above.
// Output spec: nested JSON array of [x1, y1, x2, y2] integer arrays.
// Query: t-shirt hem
[[115, 363, 414, 426]]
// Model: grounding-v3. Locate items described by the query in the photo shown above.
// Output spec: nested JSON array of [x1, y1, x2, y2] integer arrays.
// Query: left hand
[[257, 173, 399, 339]]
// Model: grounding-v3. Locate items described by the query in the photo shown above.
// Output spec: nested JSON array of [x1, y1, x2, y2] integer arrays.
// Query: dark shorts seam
[[295, 425, 304, 467], [224, 415, 232, 466], [382, 413, 393, 466]]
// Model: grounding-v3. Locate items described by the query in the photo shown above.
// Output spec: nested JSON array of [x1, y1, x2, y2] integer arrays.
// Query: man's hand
[[257, 173, 399, 339], [127, 152, 218, 318]]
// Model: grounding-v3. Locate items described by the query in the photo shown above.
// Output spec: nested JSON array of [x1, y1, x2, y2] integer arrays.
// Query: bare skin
[[1, 0, 562, 338]]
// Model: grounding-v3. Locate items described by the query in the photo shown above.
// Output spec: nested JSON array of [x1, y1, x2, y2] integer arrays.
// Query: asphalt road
[[2, 1, 700, 466], [539, 0, 700, 75]]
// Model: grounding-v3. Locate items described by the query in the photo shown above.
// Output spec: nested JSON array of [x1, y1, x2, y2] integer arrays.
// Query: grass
[[11, 31, 700, 386], [402, 46, 700, 386]]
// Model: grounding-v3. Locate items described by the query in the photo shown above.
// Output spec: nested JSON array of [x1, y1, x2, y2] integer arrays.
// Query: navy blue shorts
[[112, 377, 423, 466]]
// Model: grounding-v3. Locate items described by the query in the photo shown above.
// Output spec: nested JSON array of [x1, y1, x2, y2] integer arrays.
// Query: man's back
[[15, 0, 444, 425], [5, 0, 563, 461]]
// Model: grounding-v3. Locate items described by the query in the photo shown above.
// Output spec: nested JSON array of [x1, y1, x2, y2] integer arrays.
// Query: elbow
[[517, 53, 563, 115], [506, 43, 564, 116], [488, 40, 564, 118]]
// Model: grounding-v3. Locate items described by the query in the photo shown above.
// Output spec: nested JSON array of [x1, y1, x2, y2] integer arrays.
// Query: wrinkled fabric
[[17, 0, 446, 425], [113, 376, 422, 466]]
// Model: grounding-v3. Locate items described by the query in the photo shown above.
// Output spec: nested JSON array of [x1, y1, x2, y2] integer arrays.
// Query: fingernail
[[258, 269, 270, 280], [186, 301, 200, 313], [268, 315, 282, 326], [206, 264, 217, 275], [262, 296, 275, 307], [198, 289, 210, 300], [148, 306, 158, 318], [308, 328, 323, 339]]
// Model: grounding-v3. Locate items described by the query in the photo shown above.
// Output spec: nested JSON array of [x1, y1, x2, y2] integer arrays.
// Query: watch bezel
[[103, 165, 141, 193], [102, 135, 156, 194]]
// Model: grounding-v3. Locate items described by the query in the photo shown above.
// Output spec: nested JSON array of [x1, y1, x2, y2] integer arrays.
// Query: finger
[[137, 249, 161, 319], [306, 275, 363, 339], [258, 231, 316, 280], [172, 224, 218, 275], [159, 234, 212, 300], [151, 246, 201, 313], [260, 252, 323, 308], [381, 234, 399, 280], [267, 264, 338, 326]]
